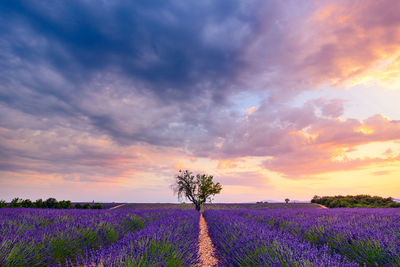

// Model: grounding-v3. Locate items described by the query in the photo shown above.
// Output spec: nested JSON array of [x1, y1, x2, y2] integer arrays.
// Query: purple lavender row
[[0, 209, 199, 266], [233, 208, 400, 266], [72, 210, 200, 267], [204, 210, 359, 266], [0, 208, 163, 266]]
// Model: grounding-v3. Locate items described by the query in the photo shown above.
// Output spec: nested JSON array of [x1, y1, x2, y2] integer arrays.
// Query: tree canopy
[[311, 195, 400, 208], [2, 197, 105, 209], [172, 170, 222, 211]]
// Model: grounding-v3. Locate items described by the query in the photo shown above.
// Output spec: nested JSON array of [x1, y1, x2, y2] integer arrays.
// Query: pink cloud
[[241, 0, 400, 100], [2, 0, 400, 200], [320, 99, 345, 118], [217, 171, 271, 188], [371, 170, 392, 176], [209, 100, 400, 178], [383, 148, 394, 156], [264, 114, 400, 178], [299, 0, 400, 86], [312, 115, 400, 146], [264, 147, 395, 178]]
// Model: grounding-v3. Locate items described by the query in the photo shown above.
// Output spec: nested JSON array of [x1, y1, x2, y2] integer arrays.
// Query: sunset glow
[[1, 0, 400, 202]]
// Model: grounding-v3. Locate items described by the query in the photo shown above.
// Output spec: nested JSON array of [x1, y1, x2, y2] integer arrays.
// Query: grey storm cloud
[[0, 0, 283, 149], [0, 0, 268, 100], [2, 0, 400, 180]]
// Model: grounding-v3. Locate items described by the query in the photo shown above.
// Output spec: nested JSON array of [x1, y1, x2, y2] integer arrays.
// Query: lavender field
[[1, 208, 400, 266], [0, 209, 199, 266], [204, 209, 400, 266]]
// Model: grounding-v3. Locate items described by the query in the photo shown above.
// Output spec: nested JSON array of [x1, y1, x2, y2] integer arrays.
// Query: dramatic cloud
[[1, 0, 400, 201], [213, 101, 400, 178], [218, 171, 271, 188], [0, 1, 265, 101]]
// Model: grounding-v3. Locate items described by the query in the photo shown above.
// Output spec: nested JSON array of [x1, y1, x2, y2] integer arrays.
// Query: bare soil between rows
[[197, 213, 218, 267]]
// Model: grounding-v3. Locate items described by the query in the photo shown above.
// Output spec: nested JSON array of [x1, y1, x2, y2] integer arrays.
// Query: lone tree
[[285, 198, 290, 204], [172, 170, 222, 211]]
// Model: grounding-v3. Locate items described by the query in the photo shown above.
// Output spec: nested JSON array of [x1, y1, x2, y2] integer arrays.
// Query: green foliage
[[0, 210, 154, 266], [0, 200, 7, 208], [21, 199, 34, 208], [2, 239, 46, 266], [57, 200, 73, 209], [74, 203, 105, 209], [123, 215, 145, 233], [125, 240, 184, 267], [44, 198, 58, 209], [34, 199, 44, 208], [82, 203, 91, 209], [285, 198, 290, 204], [388, 202, 400, 208], [104, 227, 119, 244], [5, 197, 87, 209], [311, 195, 400, 208], [48, 235, 81, 263], [91, 203, 105, 209], [172, 169, 222, 211], [9, 197, 23, 208]]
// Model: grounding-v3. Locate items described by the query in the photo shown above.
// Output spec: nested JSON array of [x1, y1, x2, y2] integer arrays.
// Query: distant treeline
[[0, 198, 104, 209], [311, 195, 400, 208]]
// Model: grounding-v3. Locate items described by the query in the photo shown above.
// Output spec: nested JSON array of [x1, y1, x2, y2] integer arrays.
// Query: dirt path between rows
[[197, 213, 218, 267], [316, 204, 328, 209], [109, 203, 127, 210]]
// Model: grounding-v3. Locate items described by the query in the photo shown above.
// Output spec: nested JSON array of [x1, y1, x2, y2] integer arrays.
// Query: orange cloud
[[264, 114, 400, 178], [217, 160, 238, 169], [293, 0, 400, 88], [371, 170, 392, 176], [312, 4, 337, 22]]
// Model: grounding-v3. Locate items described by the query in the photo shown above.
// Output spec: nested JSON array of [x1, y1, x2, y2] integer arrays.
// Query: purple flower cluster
[[203, 209, 400, 266], [3, 207, 398, 266], [73, 210, 200, 266], [0, 208, 199, 266]]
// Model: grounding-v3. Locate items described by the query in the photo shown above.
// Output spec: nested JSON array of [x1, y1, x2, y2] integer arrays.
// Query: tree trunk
[[195, 203, 201, 211]]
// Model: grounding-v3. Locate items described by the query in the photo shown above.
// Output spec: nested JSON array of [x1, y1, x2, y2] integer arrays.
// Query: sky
[[1, 0, 400, 203]]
